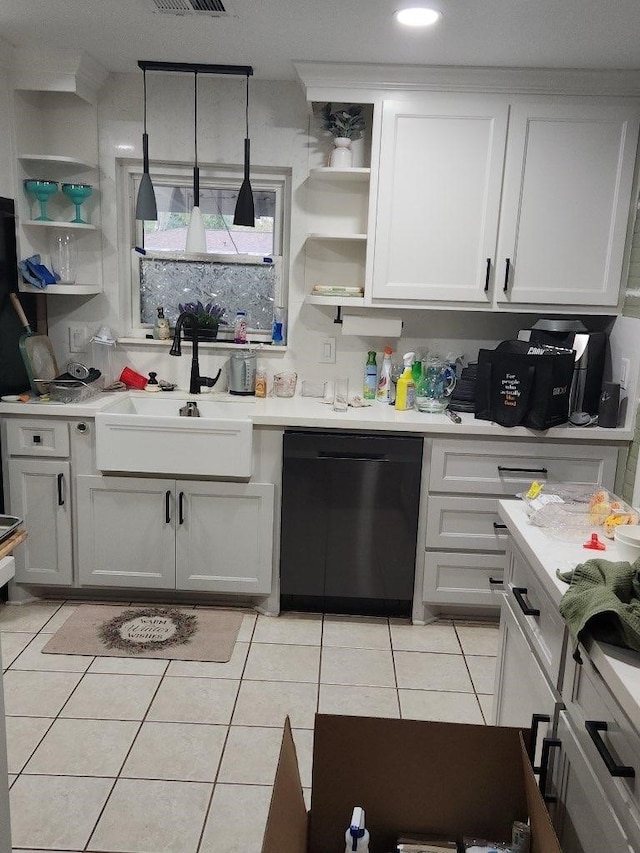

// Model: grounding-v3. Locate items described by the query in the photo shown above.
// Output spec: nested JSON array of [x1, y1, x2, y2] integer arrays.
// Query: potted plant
[[320, 103, 366, 168], [178, 300, 226, 341]]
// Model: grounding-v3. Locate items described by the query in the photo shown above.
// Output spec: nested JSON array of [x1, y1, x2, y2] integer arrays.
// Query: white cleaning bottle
[[344, 806, 370, 853], [376, 346, 393, 403]]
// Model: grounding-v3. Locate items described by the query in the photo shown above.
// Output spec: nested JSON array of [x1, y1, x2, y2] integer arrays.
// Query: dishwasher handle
[[317, 451, 389, 462]]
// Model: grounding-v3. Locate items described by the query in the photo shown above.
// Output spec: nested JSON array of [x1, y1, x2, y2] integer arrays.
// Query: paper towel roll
[[340, 314, 403, 337]]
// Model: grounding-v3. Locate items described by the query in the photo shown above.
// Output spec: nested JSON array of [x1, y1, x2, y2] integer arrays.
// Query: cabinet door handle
[[484, 258, 491, 293], [497, 466, 548, 475], [179, 492, 185, 525], [165, 490, 171, 524], [585, 721, 635, 778], [538, 737, 561, 803], [57, 473, 65, 507], [488, 576, 504, 586], [493, 522, 508, 532], [503, 257, 511, 293], [512, 586, 540, 617], [530, 713, 551, 771]]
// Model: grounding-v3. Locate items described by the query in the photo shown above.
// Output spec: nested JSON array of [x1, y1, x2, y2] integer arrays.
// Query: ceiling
[[2, 0, 640, 81]]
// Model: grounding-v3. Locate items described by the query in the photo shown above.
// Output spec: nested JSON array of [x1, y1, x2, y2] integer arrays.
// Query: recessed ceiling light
[[395, 7, 441, 26]]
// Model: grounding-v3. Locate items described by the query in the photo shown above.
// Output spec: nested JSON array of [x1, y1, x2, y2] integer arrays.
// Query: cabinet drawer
[[562, 651, 640, 847], [6, 419, 69, 458], [508, 545, 567, 689], [425, 496, 508, 551], [423, 550, 505, 607], [429, 439, 617, 495]]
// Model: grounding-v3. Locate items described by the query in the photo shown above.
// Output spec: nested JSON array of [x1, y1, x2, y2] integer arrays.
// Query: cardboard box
[[262, 715, 561, 853]]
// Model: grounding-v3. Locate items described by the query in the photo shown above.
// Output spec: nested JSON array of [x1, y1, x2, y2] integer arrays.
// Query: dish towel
[[557, 557, 640, 658]]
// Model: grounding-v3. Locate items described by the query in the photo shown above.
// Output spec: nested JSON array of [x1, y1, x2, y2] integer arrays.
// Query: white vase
[[329, 137, 353, 168], [185, 206, 207, 253]]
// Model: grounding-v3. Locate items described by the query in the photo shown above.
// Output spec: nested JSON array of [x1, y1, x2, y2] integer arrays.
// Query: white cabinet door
[[175, 481, 274, 594], [371, 96, 509, 303], [76, 475, 175, 589], [493, 598, 559, 735], [497, 101, 639, 307], [551, 713, 634, 853], [8, 458, 72, 585]]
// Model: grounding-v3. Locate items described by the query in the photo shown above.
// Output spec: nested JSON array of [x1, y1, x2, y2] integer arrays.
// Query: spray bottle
[[394, 352, 415, 411], [363, 351, 377, 400], [344, 807, 370, 853], [376, 346, 393, 403]]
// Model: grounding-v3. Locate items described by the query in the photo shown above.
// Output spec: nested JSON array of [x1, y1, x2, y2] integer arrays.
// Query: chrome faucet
[[169, 311, 222, 394]]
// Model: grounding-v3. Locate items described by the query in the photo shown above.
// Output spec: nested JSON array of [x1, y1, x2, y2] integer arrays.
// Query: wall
[[41, 71, 550, 393]]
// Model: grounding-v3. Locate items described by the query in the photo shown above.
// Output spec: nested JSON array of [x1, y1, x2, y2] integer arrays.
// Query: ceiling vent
[[148, 0, 231, 16]]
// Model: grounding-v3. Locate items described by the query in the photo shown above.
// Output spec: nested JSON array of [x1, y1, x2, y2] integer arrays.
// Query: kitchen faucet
[[169, 311, 221, 394]]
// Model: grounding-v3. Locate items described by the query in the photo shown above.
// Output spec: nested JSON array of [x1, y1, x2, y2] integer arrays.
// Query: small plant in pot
[[178, 301, 226, 341], [320, 103, 366, 168]]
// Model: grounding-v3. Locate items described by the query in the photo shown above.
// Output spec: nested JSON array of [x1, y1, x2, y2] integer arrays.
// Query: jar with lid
[[233, 310, 247, 344]]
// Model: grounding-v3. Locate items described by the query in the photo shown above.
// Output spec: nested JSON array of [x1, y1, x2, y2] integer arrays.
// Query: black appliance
[[0, 196, 34, 512], [517, 319, 607, 416], [280, 430, 423, 617]]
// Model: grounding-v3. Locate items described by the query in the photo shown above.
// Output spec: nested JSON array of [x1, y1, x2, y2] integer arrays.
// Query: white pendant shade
[[185, 206, 206, 253]]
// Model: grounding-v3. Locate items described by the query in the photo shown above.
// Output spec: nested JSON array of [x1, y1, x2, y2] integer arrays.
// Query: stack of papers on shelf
[[311, 285, 364, 296]]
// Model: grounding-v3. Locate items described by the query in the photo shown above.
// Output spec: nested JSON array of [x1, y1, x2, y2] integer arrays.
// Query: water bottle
[[233, 310, 247, 344]]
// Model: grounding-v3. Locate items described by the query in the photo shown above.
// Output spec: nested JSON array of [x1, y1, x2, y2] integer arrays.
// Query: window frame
[[117, 159, 291, 340]]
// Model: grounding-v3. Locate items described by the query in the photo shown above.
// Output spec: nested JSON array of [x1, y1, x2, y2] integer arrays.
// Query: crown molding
[[294, 61, 640, 100], [11, 49, 108, 103]]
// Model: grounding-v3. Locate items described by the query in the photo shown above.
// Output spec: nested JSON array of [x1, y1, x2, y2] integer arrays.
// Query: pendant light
[[233, 73, 255, 227], [185, 71, 207, 253], [135, 68, 158, 221]]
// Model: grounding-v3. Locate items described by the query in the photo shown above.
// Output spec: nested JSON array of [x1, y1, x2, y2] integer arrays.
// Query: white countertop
[[498, 499, 640, 731], [0, 391, 632, 441]]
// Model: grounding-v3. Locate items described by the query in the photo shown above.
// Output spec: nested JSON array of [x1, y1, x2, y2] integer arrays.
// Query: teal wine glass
[[62, 183, 93, 224], [24, 179, 58, 221]]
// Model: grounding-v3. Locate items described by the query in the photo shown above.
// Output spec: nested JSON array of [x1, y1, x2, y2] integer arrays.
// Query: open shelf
[[22, 220, 97, 231], [309, 167, 370, 181], [19, 154, 97, 171], [305, 294, 365, 306], [19, 282, 102, 295], [307, 232, 367, 242]]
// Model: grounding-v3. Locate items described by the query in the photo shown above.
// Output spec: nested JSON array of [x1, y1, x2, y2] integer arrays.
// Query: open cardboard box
[[262, 715, 561, 853]]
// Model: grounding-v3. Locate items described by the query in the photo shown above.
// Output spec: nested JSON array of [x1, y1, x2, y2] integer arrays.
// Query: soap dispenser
[[344, 807, 369, 853]]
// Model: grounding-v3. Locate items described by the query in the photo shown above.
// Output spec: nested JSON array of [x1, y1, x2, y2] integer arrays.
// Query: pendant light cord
[[194, 71, 199, 172], [143, 69, 148, 134], [245, 74, 249, 138]]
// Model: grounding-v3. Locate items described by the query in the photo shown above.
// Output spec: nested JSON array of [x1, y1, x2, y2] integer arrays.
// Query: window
[[120, 161, 290, 340]]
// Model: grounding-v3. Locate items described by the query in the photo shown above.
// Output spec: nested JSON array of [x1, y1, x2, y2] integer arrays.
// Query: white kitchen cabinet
[[496, 101, 639, 308], [371, 94, 639, 310], [371, 95, 508, 304], [422, 438, 618, 614], [7, 458, 73, 585], [76, 475, 274, 595]]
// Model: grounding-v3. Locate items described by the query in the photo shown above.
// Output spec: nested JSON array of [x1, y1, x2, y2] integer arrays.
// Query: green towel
[[557, 557, 640, 654]]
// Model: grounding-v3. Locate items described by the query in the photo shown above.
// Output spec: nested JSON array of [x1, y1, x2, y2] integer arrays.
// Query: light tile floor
[[0, 601, 498, 853]]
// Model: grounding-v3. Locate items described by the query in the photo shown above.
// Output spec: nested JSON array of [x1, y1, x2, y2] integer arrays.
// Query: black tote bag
[[475, 341, 574, 430]]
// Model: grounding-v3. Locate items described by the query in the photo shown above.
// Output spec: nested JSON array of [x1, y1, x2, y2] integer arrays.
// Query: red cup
[[119, 366, 148, 389]]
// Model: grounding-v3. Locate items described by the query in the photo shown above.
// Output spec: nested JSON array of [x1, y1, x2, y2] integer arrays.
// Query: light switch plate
[[319, 337, 336, 363], [69, 323, 89, 353]]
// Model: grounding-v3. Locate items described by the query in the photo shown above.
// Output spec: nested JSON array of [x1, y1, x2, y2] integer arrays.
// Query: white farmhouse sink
[[95, 394, 254, 478]]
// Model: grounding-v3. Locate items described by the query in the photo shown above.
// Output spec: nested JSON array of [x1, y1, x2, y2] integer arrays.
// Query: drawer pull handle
[[179, 491, 185, 525], [57, 473, 65, 507], [512, 586, 540, 617], [488, 576, 504, 586], [585, 721, 635, 778], [493, 522, 508, 531], [530, 713, 551, 771], [165, 490, 171, 524], [484, 257, 491, 293], [539, 737, 561, 803], [503, 257, 511, 294], [76, 422, 88, 434], [497, 466, 548, 475]]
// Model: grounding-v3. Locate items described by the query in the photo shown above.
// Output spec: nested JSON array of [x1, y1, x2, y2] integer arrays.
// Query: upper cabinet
[[370, 93, 640, 311], [371, 95, 509, 305]]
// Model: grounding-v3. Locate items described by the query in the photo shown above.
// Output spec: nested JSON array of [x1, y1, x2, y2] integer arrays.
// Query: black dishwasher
[[280, 430, 423, 617]]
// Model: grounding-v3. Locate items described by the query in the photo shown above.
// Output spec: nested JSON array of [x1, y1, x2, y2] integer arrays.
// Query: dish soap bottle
[[344, 807, 369, 853], [394, 351, 415, 411], [153, 306, 170, 340], [363, 351, 377, 400], [376, 346, 393, 403]]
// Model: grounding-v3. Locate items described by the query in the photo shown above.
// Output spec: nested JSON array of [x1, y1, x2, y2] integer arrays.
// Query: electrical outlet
[[620, 357, 630, 390], [69, 323, 89, 353], [319, 337, 336, 364]]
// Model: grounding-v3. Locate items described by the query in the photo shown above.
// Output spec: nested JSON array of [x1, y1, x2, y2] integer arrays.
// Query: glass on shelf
[[50, 231, 78, 284], [24, 179, 58, 221]]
